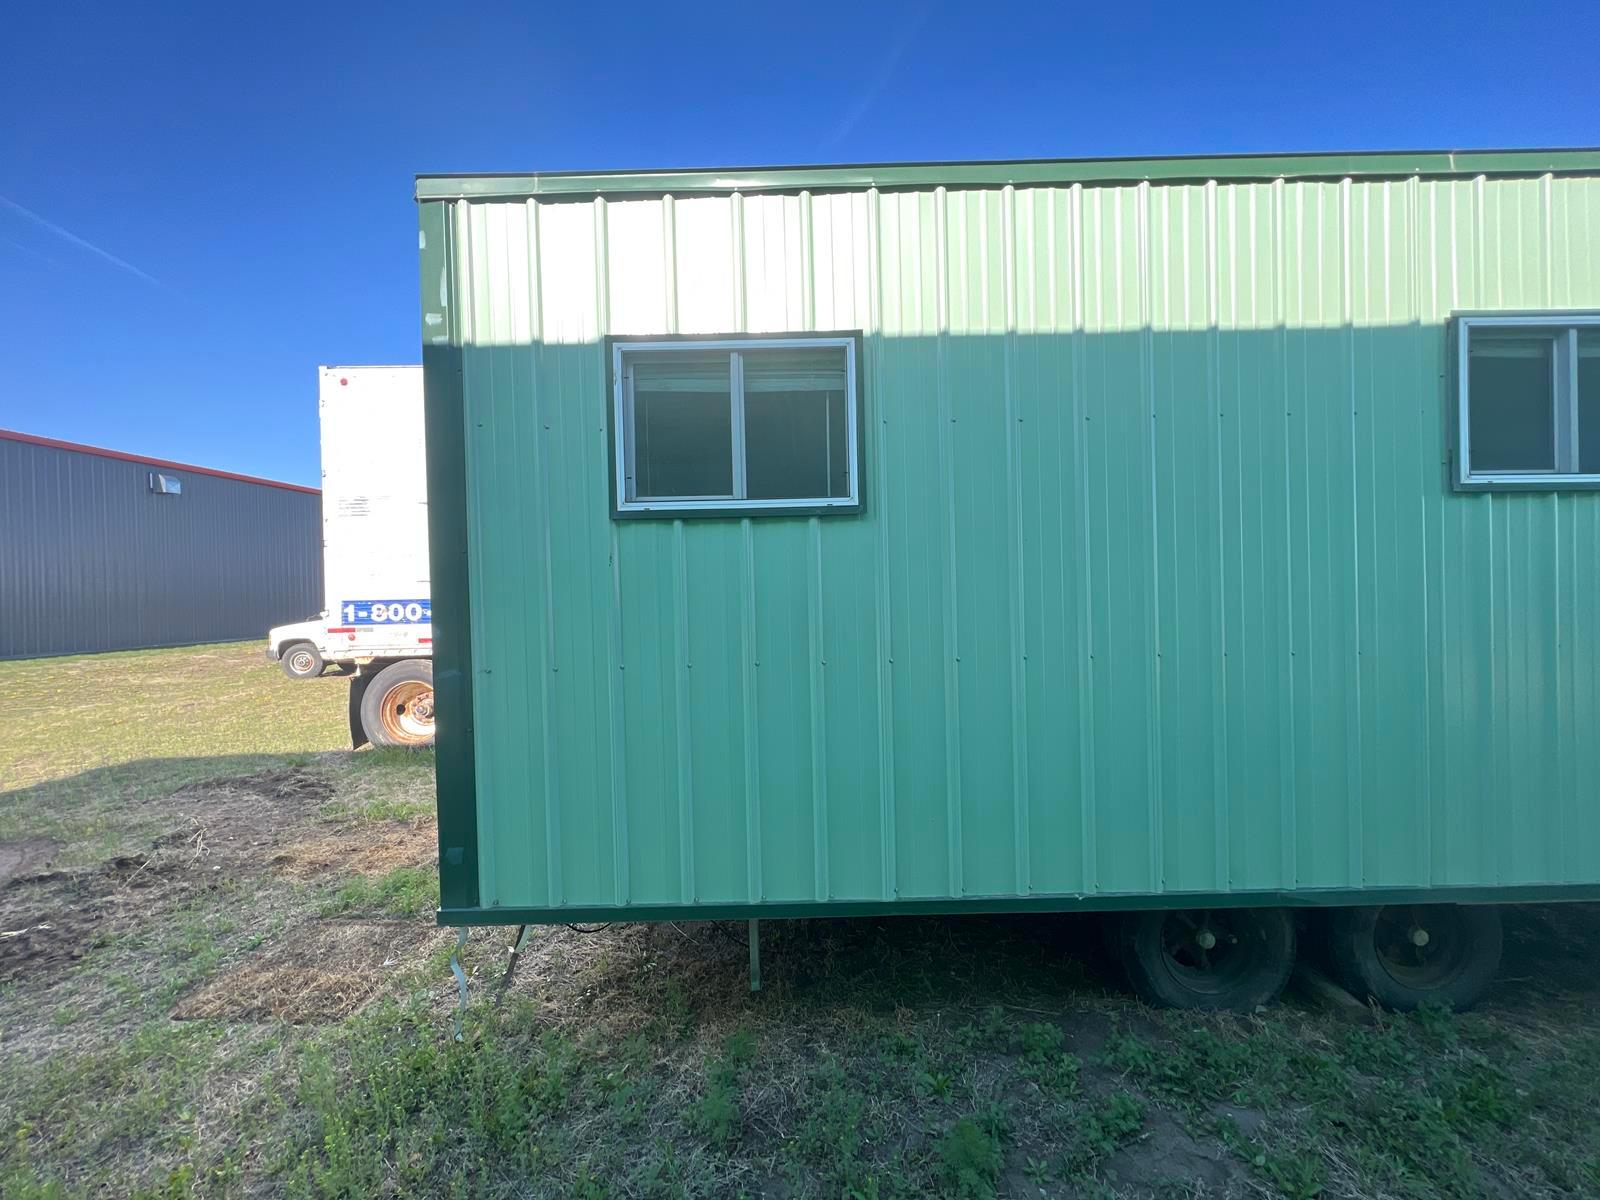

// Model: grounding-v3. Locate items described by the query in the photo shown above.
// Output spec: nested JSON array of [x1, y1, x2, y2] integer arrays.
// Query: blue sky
[[1, 1, 1593, 487]]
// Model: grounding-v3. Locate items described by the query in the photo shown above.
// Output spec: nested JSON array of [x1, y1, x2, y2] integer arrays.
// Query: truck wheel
[[280, 641, 325, 680], [1115, 907, 1295, 1011], [1325, 904, 1501, 1012], [360, 660, 435, 749]]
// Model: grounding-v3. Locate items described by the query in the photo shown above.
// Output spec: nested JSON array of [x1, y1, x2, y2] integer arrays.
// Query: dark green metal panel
[[438, 880, 1600, 927], [418, 202, 478, 912], [420, 156, 1600, 925]]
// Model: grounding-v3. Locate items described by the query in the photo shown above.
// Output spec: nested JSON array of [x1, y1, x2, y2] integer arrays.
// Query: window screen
[[1468, 336, 1555, 472], [1580, 333, 1600, 475], [614, 337, 860, 515], [1456, 316, 1600, 487], [742, 348, 850, 501], [631, 354, 733, 498]]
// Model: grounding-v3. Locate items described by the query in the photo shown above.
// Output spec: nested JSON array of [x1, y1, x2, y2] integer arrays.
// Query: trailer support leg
[[450, 927, 469, 1040], [498, 924, 532, 997], [748, 919, 761, 993]]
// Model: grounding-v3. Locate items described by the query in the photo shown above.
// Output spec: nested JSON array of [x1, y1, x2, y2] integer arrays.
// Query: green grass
[[320, 865, 440, 918], [0, 641, 349, 855], [2, 643, 1599, 1199], [1099, 1008, 1600, 1199], [1, 641, 349, 789]]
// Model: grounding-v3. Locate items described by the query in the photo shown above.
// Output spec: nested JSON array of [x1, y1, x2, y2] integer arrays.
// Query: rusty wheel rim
[[379, 680, 435, 745], [287, 648, 317, 675]]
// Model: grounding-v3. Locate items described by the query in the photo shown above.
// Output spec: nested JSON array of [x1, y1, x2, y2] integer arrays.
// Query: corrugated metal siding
[[437, 171, 1600, 911], [0, 439, 322, 658]]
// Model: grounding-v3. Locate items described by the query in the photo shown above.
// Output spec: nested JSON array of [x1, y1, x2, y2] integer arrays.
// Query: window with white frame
[[612, 336, 859, 515], [1457, 314, 1600, 487]]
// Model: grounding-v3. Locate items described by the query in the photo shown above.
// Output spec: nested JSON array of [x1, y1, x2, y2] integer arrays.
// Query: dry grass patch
[[173, 920, 443, 1023], [271, 815, 436, 879]]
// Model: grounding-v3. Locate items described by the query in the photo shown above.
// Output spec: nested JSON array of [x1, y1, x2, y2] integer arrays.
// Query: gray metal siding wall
[[0, 439, 322, 659]]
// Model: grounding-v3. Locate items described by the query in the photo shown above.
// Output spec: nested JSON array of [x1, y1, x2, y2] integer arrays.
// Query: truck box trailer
[[416, 148, 1600, 1010], [267, 365, 434, 748]]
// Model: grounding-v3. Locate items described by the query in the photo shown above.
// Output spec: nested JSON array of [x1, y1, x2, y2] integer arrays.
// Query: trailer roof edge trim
[[414, 147, 1600, 201]]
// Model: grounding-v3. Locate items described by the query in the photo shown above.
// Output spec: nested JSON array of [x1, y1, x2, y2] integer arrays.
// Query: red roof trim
[[0, 428, 320, 495]]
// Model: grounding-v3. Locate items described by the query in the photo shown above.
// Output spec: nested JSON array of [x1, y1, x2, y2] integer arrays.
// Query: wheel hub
[[378, 681, 436, 745], [1374, 905, 1469, 988], [1160, 910, 1250, 991]]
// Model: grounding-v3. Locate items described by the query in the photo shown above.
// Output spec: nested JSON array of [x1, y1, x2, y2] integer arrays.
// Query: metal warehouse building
[[0, 429, 322, 659]]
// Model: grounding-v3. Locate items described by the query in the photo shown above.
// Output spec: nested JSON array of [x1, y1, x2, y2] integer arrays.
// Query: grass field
[[1, 642, 1598, 1198]]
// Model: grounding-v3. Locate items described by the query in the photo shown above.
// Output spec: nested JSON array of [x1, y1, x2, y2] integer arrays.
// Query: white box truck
[[267, 365, 434, 748]]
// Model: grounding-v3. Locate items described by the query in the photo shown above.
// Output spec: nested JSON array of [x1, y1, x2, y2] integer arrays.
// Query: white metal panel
[[317, 366, 430, 648], [674, 196, 737, 334], [811, 191, 874, 332], [742, 193, 806, 333], [536, 201, 600, 344], [606, 199, 669, 335]]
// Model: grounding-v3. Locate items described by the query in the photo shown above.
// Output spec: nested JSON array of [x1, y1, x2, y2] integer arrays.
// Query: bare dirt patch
[[0, 881, 142, 984], [0, 767, 337, 987], [271, 816, 437, 880], [162, 767, 335, 862], [0, 837, 56, 887], [172, 920, 442, 1023], [1100, 1109, 1244, 1195]]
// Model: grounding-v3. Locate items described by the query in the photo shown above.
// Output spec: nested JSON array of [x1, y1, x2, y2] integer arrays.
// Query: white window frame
[[612, 335, 860, 515], [1456, 312, 1600, 489]]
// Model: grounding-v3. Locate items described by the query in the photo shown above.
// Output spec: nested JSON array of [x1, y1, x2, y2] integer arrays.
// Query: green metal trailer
[[417, 148, 1600, 1010]]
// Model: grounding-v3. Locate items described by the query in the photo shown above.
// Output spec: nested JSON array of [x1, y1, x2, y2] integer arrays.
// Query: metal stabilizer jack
[[748, 919, 761, 993], [450, 927, 469, 1040], [498, 924, 532, 999]]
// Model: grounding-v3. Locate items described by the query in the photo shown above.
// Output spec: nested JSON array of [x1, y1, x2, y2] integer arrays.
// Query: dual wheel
[[359, 659, 436, 748], [1113, 903, 1502, 1012]]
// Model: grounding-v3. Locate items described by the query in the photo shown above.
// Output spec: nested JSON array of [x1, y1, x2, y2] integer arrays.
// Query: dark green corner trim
[[604, 330, 868, 521], [415, 148, 1600, 202], [438, 881, 1600, 927], [419, 202, 480, 912]]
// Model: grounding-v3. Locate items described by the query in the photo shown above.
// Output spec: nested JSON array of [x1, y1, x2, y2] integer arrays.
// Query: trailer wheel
[[360, 660, 435, 749], [1325, 904, 1501, 1012], [1115, 907, 1295, 1011], [279, 641, 325, 680]]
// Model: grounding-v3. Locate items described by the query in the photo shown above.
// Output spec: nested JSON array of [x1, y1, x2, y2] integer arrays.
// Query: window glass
[[1468, 336, 1555, 471], [742, 347, 851, 500], [616, 338, 858, 513], [631, 353, 732, 498], [1580, 333, 1600, 474]]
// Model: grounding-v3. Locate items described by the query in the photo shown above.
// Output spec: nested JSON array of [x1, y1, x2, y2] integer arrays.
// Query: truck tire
[[359, 660, 435, 749], [279, 641, 325, 680], [1115, 907, 1295, 1012], [1325, 904, 1501, 1012]]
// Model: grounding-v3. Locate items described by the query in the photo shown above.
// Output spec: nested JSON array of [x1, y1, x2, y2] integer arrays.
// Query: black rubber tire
[[359, 659, 435, 749], [1325, 904, 1502, 1012], [279, 641, 324, 680], [1115, 907, 1295, 1012]]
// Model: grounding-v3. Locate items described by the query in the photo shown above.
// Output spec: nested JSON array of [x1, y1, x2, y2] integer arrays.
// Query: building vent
[[149, 472, 183, 495]]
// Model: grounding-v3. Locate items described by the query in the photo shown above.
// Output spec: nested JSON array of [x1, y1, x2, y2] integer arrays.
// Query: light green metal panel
[[429, 163, 1600, 917]]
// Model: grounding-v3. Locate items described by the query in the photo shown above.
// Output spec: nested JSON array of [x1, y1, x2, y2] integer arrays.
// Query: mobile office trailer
[[266, 366, 436, 748], [417, 149, 1600, 1011]]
